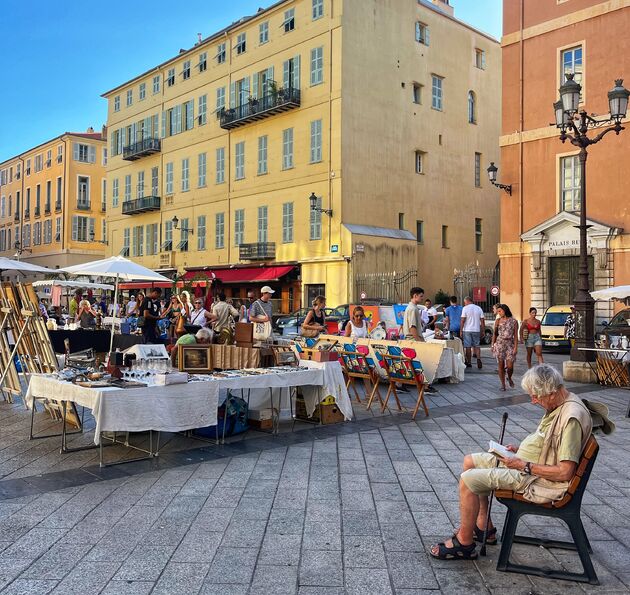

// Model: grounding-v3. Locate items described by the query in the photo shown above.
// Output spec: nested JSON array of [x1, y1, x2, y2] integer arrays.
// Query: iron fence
[[354, 270, 418, 304]]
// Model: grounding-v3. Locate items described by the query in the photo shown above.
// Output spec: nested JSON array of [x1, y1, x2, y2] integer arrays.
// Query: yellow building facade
[[0, 130, 108, 278], [103, 0, 500, 310]]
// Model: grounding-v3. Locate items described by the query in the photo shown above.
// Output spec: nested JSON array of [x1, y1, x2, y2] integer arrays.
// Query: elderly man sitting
[[170, 327, 213, 366], [430, 364, 593, 560]]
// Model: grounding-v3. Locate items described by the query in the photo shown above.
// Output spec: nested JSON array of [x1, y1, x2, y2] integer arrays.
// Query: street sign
[[360, 291, 367, 300], [490, 285, 500, 297], [331, 244, 339, 253]]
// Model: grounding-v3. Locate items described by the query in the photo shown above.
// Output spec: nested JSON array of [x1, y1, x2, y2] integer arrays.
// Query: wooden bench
[[495, 435, 599, 585]]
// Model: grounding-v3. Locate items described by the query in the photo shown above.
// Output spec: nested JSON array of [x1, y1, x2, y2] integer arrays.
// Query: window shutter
[[117, 130, 123, 154], [88, 145, 96, 163], [72, 143, 79, 161], [131, 123, 137, 145], [283, 59, 290, 89], [229, 81, 236, 108], [89, 217, 95, 240], [243, 76, 250, 99], [110, 132, 115, 155], [267, 66, 274, 92], [71, 216, 78, 241], [252, 74, 258, 99], [293, 55, 300, 90], [161, 111, 166, 138], [425, 26, 430, 46], [481, 51, 486, 69], [188, 99, 194, 128], [415, 22, 420, 42]]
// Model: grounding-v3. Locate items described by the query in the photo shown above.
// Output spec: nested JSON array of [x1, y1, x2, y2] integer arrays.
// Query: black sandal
[[474, 525, 497, 545], [430, 534, 478, 560]]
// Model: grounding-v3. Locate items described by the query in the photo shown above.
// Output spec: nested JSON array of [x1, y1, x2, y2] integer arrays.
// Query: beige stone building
[[0, 130, 108, 280], [103, 0, 500, 310]]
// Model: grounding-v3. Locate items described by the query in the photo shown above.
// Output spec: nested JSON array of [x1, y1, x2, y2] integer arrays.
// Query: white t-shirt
[[126, 300, 137, 315], [461, 303, 485, 332], [418, 306, 429, 325], [349, 320, 369, 339]]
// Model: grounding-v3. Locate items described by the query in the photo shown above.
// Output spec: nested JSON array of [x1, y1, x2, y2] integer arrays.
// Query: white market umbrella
[[62, 256, 171, 352], [0, 257, 53, 274], [32, 280, 115, 291], [591, 285, 630, 301]]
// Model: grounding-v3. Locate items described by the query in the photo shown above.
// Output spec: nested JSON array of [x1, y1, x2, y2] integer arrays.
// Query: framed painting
[[178, 344, 213, 373]]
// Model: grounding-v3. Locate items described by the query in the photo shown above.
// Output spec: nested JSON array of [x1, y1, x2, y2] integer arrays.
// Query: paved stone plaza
[[0, 349, 629, 594]]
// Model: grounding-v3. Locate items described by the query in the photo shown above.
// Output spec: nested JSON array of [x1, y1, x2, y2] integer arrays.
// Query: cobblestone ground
[[0, 349, 629, 594]]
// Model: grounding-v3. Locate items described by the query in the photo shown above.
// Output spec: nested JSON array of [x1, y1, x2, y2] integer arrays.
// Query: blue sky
[[0, 0, 502, 163]]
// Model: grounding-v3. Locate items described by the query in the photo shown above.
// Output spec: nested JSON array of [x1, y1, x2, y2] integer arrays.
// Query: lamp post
[[13, 241, 31, 261], [486, 162, 512, 195], [308, 192, 332, 217], [171, 216, 194, 234], [553, 74, 629, 362]]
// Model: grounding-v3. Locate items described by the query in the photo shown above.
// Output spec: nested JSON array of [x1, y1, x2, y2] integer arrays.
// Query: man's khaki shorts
[[460, 453, 526, 497]]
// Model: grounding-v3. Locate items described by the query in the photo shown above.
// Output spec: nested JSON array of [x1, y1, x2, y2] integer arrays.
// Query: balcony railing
[[239, 242, 276, 260], [122, 195, 161, 215], [76, 202, 91, 211], [122, 138, 161, 161], [220, 88, 301, 130]]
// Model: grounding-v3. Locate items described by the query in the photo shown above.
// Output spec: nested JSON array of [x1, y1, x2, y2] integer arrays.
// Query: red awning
[[118, 281, 173, 290], [183, 265, 295, 284]]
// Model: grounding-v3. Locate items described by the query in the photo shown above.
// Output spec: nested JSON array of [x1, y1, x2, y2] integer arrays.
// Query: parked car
[[334, 300, 396, 334], [601, 307, 630, 343], [274, 308, 337, 336], [541, 305, 573, 349]]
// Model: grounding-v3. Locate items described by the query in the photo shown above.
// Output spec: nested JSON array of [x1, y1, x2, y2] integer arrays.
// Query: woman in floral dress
[[491, 304, 519, 391]]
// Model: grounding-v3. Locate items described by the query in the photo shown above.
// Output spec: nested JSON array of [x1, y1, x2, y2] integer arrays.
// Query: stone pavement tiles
[[0, 352, 629, 593]]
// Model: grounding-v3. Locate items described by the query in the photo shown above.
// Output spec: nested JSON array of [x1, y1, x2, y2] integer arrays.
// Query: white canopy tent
[[591, 285, 630, 302], [0, 257, 53, 274], [62, 256, 171, 352], [32, 280, 115, 291]]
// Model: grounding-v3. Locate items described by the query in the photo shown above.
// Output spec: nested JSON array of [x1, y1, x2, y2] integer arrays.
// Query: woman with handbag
[[174, 291, 191, 338], [301, 295, 327, 338]]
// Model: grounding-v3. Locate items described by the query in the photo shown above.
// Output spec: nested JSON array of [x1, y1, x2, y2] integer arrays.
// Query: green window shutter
[[71, 216, 78, 241], [72, 143, 79, 161], [293, 55, 300, 90], [88, 145, 96, 163], [425, 26, 430, 46], [89, 218, 95, 240], [283, 59, 290, 89], [252, 74, 258, 99], [229, 81, 236, 108], [161, 112, 166, 138]]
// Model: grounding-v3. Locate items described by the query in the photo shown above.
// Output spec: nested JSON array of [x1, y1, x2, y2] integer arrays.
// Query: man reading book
[[430, 364, 593, 561]]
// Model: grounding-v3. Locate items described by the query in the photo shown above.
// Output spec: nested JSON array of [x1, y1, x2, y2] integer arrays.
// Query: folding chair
[[382, 346, 429, 419], [339, 343, 382, 407]]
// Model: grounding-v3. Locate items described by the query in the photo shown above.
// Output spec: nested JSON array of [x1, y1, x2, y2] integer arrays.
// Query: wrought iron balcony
[[220, 88, 301, 130], [239, 242, 276, 260], [122, 137, 161, 161], [122, 195, 161, 215], [76, 202, 91, 211]]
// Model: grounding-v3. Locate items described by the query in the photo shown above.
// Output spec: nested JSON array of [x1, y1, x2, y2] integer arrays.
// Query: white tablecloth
[[25, 363, 352, 444]]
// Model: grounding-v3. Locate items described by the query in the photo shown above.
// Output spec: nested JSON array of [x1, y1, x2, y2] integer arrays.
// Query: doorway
[[549, 256, 594, 305]]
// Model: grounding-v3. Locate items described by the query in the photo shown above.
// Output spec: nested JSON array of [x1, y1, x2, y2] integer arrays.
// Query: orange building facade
[[499, 0, 630, 325]]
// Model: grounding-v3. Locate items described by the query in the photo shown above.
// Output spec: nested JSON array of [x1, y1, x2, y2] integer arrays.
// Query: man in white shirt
[[424, 299, 438, 330], [403, 287, 425, 341], [126, 295, 137, 316], [460, 296, 485, 369]]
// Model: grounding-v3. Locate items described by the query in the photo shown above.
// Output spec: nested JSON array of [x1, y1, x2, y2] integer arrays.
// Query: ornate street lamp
[[487, 162, 512, 195], [553, 74, 629, 362], [308, 192, 332, 217], [171, 215, 194, 234]]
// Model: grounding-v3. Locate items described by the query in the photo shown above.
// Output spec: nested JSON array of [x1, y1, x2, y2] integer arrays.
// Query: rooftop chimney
[[197, 33, 202, 44], [86, 126, 94, 133]]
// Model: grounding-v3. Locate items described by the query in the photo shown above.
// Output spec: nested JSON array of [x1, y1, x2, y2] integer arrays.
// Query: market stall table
[[48, 329, 145, 354], [578, 347, 630, 416]]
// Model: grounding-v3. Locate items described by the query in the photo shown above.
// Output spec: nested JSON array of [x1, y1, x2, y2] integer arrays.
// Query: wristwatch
[[523, 462, 532, 475]]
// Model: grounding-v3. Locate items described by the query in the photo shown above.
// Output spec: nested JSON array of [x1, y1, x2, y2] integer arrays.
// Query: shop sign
[[473, 286, 487, 302]]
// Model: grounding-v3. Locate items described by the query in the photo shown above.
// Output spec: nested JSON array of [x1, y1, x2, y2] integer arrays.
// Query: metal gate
[[453, 263, 500, 311], [354, 270, 418, 304]]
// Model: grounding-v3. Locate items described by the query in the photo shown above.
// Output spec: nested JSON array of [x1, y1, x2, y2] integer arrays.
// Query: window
[[135, 171, 143, 199], [259, 21, 269, 44], [475, 48, 486, 69], [72, 215, 94, 242], [312, 0, 324, 20], [310, 119, 323, 163], [413, 83, 422, 104], [195, 215, 206, 251], [124, 174, 132, 201], [283, 8, 295, 32], [310, 196, 322, 240], [139, 82, 146, 100], [234, 209, 245, 245], [398, 213, 405, 230], [126, 89, 133, 106], [101, 179, 107, 211], [284, 55, 301, 90], [216, 148, 225, 183], [198, 94, 207, 125], [55, 217, 61, 242], [35, 184, 41, 215], [112, 178, 119, 207], [217, 42, 226, 64], [441, 225, 449, 248], [120, 228, 130, 256], [282, 202, 294, 243], [235, 142, 245, 180], [468, 91, 476, 124], [166, 162, 174, 194], [151, 167, 159, 196], [235, 33, 246, 55], [561, 155, 581, 211], [162, 221, 173, 251], [35, 155, 43, 172], [431, 75, 443, 110], [143, 223, 156, 255], [181, 158, 190, 191], [258, 136, 268, 175], [310, 47, 323, 85], [475, 218, 483, 252], [102, 148, 108, 166], [26, 159, 31, 175], [198, 153, 207, 187], [132, 225, 144, 256], [77, 176, 90, 208], [415, 21, 429, 45], [23, 224, 31, 247], [45, 181, 51, 213], [56, 177, 62, 210], [114, 96, 120, 112], [215, 213, 225, 249], [258, 206, 268, 243], [216, 87, 226, 112], [561, 46, 583, 94], [166, 68, 175, 86], [415, 151, 424, 174], [282, 128, 294, 169], [182, 60, 191, 80], [25, 188, 30, 217], [45, 220, 53, 244], [474, 152, 481, 187], [416, 220, 424, 244], [165, 104, 183, 136], [0, 196, 4, 219], [185, 100, 194, 130], [33, 222, 41, 245], [178, 218, 190, 251], [153, 75, 160, 94], [46, 150, 52, 167], [73, 143, 95, 163], [198, 52, 207, 72]]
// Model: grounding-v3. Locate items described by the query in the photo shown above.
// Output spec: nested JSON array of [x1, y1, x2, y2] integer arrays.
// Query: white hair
[[195, 328, 213, 341], [521, 364, 564, 397]]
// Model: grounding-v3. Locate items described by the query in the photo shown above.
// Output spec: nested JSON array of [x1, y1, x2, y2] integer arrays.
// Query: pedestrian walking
[[141, 288, 163, 344], [444, 295, 463, 338], [402, 287, 425, 341], [520, 307, 544, 368], [492, 304, 519, 390], [460, 296, 485, 368], [564, 306, 576, 348]]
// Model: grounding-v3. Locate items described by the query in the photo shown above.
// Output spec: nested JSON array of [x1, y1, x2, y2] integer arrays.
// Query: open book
[[488, 440, 516, 459]]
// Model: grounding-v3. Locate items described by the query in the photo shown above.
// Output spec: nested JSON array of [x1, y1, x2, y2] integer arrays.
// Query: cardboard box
[[248, 418, 274, 430], [299, 349, 338, 362], [235, 322, 254, 344], [295, 394, 344, 425]]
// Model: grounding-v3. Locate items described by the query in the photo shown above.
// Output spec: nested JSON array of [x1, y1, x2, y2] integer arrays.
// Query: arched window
[[468, 91, 476, 124]]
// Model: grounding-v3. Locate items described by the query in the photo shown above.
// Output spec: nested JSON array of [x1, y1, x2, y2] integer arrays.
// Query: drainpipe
[[518, 0, 525, 319]]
